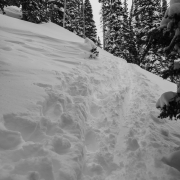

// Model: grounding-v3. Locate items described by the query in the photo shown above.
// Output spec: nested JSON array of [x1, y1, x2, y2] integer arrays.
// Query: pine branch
[[158, 94, 180, 120]]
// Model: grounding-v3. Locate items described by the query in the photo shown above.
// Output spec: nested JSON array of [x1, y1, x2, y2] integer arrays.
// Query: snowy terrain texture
[[1, 6, 180, 180]]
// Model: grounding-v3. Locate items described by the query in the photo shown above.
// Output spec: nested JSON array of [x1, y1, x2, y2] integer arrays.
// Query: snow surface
[[1, 7, 180, 180]]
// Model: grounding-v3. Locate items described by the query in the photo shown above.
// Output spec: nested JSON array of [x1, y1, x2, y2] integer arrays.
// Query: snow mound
[[156, 91, 177, 108], [1, 9, 180, 180], [0, 6, 22, 19]]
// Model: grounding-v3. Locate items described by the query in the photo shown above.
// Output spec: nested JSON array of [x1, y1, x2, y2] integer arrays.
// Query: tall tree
[[84, 0, 97, 42], [155, 0, 180, 120], [99, 0, 111, 49], [64, 0, 83, 37], [48, 0, 64, 26], [131, 0, 161, 66], [117, 0, 135, 61], [75, 1, 84, 37], [21, 0, 49, 23], [65, 0, 80, 32], [121, 0, 140, 63], [104, 0, 124, 56]]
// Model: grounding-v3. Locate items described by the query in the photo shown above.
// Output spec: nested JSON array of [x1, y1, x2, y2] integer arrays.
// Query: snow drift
[[1, 7, 180, 180]]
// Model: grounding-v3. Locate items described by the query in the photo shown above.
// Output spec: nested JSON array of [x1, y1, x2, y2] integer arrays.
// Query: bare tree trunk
[[129, 0, 134, 26], [82, 0, 85, 38], [103, 0, 105, 49], [63, 0, 67, 28]]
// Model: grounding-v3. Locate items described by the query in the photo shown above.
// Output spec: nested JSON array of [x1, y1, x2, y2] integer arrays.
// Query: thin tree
[[99, 0, 106, 49], [99, 0, 112, 49], [82, 0, 85, 38], [63, 0, 67, 27], [102, 0, 105, 49]]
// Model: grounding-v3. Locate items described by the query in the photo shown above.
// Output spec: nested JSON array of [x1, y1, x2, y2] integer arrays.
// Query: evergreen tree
[[84, 0, 97, 42], [1, 0, 49, 24], [65, 0, 78, 32], [145, 0, 180, 82], [21, 0, 49, 23], [149, 0, 180, 120], [75, 1, 84, 37], [64, 0, 83, 35], [99, 0, 112, 49], [48, 0, 64, 26], [120, 0, 139, 64], [104, 0, 124, 56], [131, 0, 161, 66], [99, 0, 106, 49], [118, 0, 135, 61], [155, 0, 179, 82], [151, 0, 180, 83], [64, 0, 84, 37]]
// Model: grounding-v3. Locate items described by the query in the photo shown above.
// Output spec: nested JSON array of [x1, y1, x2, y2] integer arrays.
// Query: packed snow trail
[[1, 13, 180, 180]]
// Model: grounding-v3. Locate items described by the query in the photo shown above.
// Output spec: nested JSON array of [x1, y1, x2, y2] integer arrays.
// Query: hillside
[[0, 9, 180, 180]]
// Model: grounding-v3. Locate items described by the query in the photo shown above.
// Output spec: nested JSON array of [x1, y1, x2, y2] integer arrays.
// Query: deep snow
[[0, 6, 180, 180]]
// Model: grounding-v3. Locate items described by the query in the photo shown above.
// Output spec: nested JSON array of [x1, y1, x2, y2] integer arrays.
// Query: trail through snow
[[1, 9, 180, 180]]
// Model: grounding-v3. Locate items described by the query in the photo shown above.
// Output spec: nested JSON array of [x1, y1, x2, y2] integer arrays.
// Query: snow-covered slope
[[0, 10, 180, 180]]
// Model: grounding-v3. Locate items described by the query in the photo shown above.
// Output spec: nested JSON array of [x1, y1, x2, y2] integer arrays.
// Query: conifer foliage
[[99, 0, 163, 66], [74, 1, 84, 38], [99, 0, 124, 56], [119, 0, 136, 62], [158, 95, 180, 120], [1, 0, 91, 38], [84, 0, 97, 42], [48, 0, 64, 26], [155, 0, 180, 120], [0, 0, 49, 23], [63, 0, 84, 38], [99, 0, 111, 49], [131, 0, 161, 66], [65, 0, 78, 32], [98, 0, 180, 120], [21, 0, 49, 23], [105, 0, 124, 57]]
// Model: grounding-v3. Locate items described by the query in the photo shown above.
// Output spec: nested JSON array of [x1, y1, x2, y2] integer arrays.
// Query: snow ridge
[[1, 13, 180, 180]]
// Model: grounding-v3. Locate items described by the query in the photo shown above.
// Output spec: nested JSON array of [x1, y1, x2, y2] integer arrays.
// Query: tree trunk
[[63, 0, 67, 27]]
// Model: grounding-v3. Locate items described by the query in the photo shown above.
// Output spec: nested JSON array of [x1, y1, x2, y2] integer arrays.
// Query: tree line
[[1, 0, 179, 83], [0, 0, 101, 46], [99, 0, 180, 120], [99, 0, 180, 83], [1, 0, 180, 119]]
